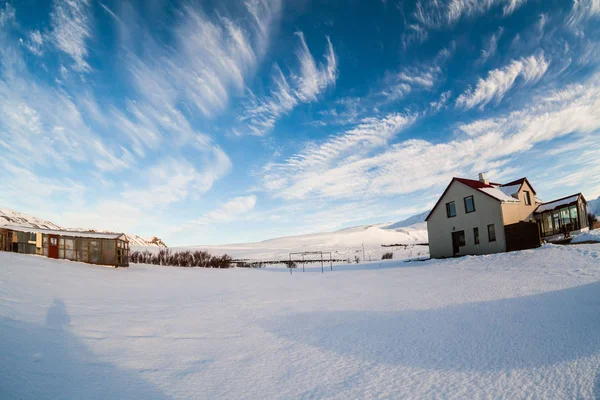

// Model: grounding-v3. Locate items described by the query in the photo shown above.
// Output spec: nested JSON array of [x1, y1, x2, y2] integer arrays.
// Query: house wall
[[427, 181, 506, 258], [501, 181, 538, 224]]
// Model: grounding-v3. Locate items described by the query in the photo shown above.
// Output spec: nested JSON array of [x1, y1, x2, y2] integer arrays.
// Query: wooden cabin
[[0, 225, 129, 267]]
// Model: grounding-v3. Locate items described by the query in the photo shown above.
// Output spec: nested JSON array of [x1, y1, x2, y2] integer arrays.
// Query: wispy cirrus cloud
[[0, 3, 15, 27], [566, 0, 600, 29], [380, 45, 453, 101], [294, 33, 337, 102], [22, 30, 44, 56], [262, 71, 600, 202], [50, 0, 92, 72], [126, 0, 281, 120], [415, 0, 527, 28], [262, 112, 416, 198], [238, 33, 337, 136], [456, 54, 549, 109], [199, 195, 257, 224], [121, 155, 232, 209], [478, 27, 504, 64]]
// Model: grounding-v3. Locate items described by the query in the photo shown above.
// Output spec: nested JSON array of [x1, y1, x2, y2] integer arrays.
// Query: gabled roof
[[425, 177, 520, 221], [534, 193, 586, 214], [500, 177, 537, 195]]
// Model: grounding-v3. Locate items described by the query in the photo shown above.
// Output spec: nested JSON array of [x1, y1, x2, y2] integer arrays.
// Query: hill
[[175, 217, 429, 262]]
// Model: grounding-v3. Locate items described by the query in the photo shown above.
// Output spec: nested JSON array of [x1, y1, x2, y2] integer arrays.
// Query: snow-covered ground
[[168, 221, 429, 262], [572, 229, 600, 243], [2, 244, 600, 399]]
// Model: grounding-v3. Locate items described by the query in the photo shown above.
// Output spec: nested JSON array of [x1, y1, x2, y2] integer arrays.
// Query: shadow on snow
[[264, 281, 600, 372], [0, 299, 167, 400]]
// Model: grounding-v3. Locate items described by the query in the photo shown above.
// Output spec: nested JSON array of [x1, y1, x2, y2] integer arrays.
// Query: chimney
[[478, 172, 489, 185]]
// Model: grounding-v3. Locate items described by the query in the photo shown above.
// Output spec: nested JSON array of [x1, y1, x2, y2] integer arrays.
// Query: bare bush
[[129, 249, 232, 268], [382, 252, 393, 260]]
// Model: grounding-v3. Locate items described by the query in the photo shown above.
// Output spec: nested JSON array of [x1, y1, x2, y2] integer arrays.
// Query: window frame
[[463, 195, 476, 214], [487, 224, 496, 242], [446, 201, 457, 218], [474, 227, 480, 245], [524, 190, 531, 206]]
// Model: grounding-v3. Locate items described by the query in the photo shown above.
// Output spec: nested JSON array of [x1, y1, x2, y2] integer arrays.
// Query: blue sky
[[0, 0, 599, 246]]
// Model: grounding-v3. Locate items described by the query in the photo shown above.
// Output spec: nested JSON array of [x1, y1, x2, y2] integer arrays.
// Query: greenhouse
[[534, 193, 588, 238], [0, 226, 129, 267]]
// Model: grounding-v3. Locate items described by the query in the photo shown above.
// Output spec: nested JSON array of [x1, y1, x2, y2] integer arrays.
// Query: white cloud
[[50, 0, 92, 72], [125, 0, 281, 120], [121, 154, 232, 209], [23, 30, 44, 56], [261, 72, 600, 202], [567, 0, 600, 28], [429, 90, 452, 112], [203, 195, 257, 223], [456, 54, 549, 109], [380, 45, 453, 101], [0, 74, 125, 171], [478, 27, 504, 64], [0, 3, 15, 27], [262, 113, 416, 199], [238, 34, 337, 136], [294, 33, 337, 102], [415, 0, 527, 28], [400, 24, 428, 50]]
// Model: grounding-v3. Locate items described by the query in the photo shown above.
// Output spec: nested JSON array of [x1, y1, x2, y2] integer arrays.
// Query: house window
[[524, 190, 531, 205], [488, 224, 496, 242], [474, 227, 480, 244], [29, 233, 36, 241], [464, 196, 475, 213], [446, 201, 457, 218]]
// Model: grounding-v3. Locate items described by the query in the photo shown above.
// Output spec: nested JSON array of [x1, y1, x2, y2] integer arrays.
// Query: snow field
[[1, 243, 600, 399]]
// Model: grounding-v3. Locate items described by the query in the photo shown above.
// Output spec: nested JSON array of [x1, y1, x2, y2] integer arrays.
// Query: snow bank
[[2, 244, 600, 399], [572, 229, 600, 243]]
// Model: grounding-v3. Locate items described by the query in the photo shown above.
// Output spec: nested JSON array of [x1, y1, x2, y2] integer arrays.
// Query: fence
[[504, 221, 541, 252]]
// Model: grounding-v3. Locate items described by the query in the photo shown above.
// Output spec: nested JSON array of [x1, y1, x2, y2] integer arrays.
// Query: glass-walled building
[[535, 193, 588, 238], [0, 225, 129, 267]]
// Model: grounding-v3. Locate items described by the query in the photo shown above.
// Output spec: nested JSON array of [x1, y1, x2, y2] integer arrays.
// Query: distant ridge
[[383, 211, 429, 230]]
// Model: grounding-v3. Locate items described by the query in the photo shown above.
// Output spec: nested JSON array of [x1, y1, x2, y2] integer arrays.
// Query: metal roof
[[0, 224, 127, 240], [534, 194, 582, 214]]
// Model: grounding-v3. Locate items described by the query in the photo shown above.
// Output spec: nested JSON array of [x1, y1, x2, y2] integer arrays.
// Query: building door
[[553, 212, 561, 235], [452, 231, 465, 256], [48, 235, 59, 259]]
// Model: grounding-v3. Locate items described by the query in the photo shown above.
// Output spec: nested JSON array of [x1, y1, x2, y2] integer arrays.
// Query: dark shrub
[[129, 249, 232, 268], [382, 252, 393, 260]]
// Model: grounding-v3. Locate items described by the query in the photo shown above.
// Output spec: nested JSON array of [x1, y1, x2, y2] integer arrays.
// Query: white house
[[425, 174, 589, 258]]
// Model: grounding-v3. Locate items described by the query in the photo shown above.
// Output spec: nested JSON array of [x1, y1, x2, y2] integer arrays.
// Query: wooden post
[[321, 252, 323, 273]]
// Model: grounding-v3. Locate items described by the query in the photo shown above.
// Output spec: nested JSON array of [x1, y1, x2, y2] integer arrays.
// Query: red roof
[[425, 177, 504, 222], [454, 177, 495, 190], [425, 176, 529, 222]]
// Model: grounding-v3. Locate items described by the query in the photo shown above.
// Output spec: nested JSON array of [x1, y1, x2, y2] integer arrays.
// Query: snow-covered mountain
[[0, 208, 63, 230], [588, 196, 600, 219], [0, 208, 167, 248], [382, 211, 429, 229]]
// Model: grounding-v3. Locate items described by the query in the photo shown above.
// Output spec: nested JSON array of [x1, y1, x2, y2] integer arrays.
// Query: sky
[[0, 0, 599, 246]]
